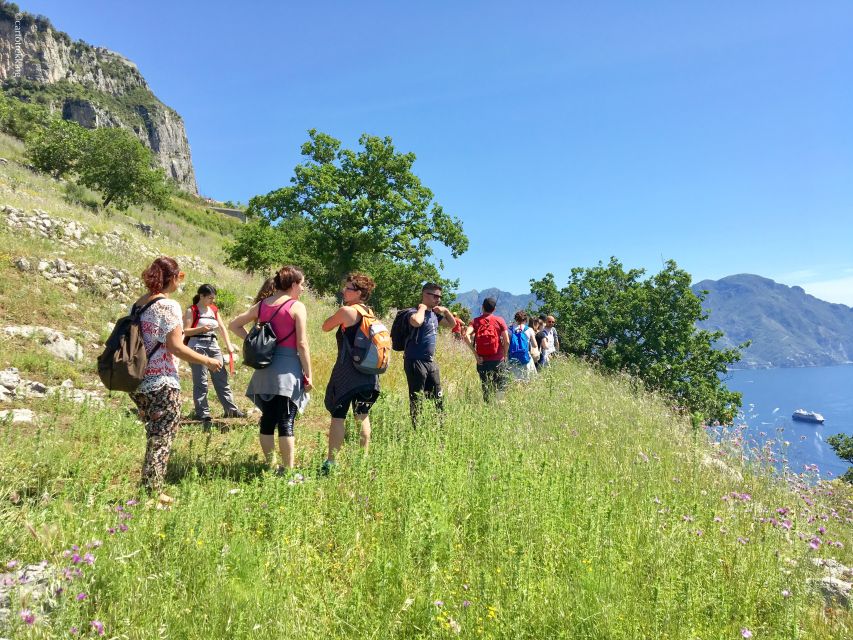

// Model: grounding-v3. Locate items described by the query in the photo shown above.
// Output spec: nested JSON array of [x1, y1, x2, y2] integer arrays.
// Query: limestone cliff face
[[0, 7, 198, 193]]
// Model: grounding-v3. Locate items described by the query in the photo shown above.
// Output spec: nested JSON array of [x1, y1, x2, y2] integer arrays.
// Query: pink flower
[[809, 537, 821, 550], [91, 620, 105, 636], [76, 592, 88, 601], [20, 609, 35, 625], [741, 629, 753, 638], [83, 553, 95, 565], [781, 520, 792, 530], [781, 589, 791, 598]]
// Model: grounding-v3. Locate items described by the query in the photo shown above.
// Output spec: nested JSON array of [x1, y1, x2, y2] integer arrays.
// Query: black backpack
[[97, 298, 163, 393], [243, 299, 296, 369], [390, 308, 416, 352]]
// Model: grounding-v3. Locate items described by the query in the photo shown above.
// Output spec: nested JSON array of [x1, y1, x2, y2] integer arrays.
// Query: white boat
[[792, 409, 825, 424]]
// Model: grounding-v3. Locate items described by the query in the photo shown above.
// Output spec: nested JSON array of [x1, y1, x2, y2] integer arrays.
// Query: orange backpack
[[346, 304, 392, 375]]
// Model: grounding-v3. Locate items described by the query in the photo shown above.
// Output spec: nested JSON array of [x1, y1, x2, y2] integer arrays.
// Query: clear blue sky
[[20, 1, 853, 303]]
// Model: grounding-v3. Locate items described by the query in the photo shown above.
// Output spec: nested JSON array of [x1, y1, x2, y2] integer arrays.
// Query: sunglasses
[[344, 285, 360, 292], [426, 292, 442, 299]]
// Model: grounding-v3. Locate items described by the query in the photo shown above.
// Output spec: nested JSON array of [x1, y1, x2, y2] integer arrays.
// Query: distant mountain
[[693, 274, 853, 369], [453, 288, 540, 322]]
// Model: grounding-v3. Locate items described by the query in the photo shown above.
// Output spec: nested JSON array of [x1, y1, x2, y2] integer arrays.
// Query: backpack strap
[[190, 304, 200, 328], [132, 295, 166, 357], [210, 304, 219, 321], [274, 299, 298, 344]]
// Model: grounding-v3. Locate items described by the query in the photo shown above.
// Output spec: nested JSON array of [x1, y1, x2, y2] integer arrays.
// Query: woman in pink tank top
[[229, 266, 314, 474]]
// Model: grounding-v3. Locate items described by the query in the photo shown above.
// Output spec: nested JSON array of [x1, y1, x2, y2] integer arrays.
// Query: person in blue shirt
[[404, 282, 456, 425]]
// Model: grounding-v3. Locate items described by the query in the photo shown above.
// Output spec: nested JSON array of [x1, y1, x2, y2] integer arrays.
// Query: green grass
[[1, 130, 852, 638]]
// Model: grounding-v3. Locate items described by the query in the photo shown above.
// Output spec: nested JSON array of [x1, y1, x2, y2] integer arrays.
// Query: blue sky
[[19, 1, 853, 303]]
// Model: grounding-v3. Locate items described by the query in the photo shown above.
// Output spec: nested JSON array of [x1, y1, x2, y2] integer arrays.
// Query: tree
[[530, 258, 746, 423], [232, 129, 468, 311], [77, 127, 171, 209], [26, 118, 88, 178], [827, 434, 853, 483]]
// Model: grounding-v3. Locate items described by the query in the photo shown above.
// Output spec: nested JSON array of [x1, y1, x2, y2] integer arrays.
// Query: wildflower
[[71, 553, 81, 564], [126, 499, 138, 506], [91, 620, 105, 636], [449, 617, 461, 634], [107, 527, 116, 535], [462, 600, 472, 607], [781, 589, 791, 598], [809, 537, 821, 550], [5, 559, 17, 569], [714, 517, 723, 523], [682, 515, 695, 522], [776, 507, 789, 516], [76, 592, 88, 601], [20, 609, 35, 625], [741, 629, 753, 638], [119, 524, 129, 532], [434, 600, 444, 607], [83, 553, 95, 565], [781, 520, 792, 530], [228, 488, 240, 495], [653, 497, 661, 504], [818, 526, 826, 535], [70, 626, 79, 635], [695, 529, 704, 536], [737, 537, 749, 545], [88, 540, 103, 549]]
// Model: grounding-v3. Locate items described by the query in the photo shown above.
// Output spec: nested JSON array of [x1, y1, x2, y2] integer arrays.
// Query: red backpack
[[474, 315, 501, 357], [183, 304, 219, 345]]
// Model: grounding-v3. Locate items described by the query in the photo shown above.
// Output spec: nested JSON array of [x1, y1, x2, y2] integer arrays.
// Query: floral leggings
[[130, 386, 182, 492]]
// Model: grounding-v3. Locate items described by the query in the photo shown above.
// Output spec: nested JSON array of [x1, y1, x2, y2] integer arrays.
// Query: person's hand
[[206, 357, 223, 372], [417, 303, 428, 312], [432, 305, 449, 316], [303, 375, 313, 392], [227, 344, 236, 354]]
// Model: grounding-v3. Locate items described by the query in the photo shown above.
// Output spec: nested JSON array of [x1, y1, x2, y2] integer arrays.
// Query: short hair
[[514, 310, 528, 323], [141, 256, 180, 294], [274, 265, 304, 291], [482, 297, 497, 313], [546, 315, 556, 323], [422, 282, 442, 293], [538, 314, 548, 322], [346, 272, 376, 301]]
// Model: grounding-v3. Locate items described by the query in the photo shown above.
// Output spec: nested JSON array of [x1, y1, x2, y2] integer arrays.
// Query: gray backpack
[[97, 298, 162, 393]]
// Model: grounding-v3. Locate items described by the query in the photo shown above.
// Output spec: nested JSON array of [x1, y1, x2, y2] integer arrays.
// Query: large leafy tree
[[77, 127, 171, 209], [531, 258, 746, 422], [26, 118, 88, 178], [827, 435, 853, 483], [229, 129, 468, 311]]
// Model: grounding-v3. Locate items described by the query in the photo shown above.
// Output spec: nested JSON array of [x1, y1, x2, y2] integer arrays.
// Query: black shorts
[[329, 389, 380, 419], [403, 358, 442, 402]]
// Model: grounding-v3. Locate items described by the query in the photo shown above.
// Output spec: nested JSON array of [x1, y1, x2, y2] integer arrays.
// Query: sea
[[726, 364, 853, 479]]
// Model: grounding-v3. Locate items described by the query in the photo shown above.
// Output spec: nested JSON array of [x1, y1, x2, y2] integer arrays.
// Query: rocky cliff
[[0, 5, 198, 193]]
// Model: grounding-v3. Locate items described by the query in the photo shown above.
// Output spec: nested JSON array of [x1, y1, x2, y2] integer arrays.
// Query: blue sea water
[[726, 365, 853, 479]]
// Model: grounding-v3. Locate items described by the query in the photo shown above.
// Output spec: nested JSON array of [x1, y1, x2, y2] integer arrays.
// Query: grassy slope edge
[[0, 132, 851, 638]]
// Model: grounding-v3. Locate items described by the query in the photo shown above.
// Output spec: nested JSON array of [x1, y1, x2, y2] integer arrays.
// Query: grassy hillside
[[1, 134, 852, 638]]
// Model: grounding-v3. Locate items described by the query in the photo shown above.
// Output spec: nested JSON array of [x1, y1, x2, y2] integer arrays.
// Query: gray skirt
[[245, 346, 309, 413]]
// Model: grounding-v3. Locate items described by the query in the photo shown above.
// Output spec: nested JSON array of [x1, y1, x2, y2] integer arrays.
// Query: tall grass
[[1, 357, 851, 638]]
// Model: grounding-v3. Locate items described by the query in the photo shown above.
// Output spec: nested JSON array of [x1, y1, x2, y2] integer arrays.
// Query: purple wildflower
[[70, 626, 79, 635], [118, 523, 129, 532], [776, 507, 789, 516], [434, 600, 444, 607], [126, 499, 138, 506], [737, 537, 749, 545], [107, 527, 116, 535], [781, 520, 792, 530], [809, 537, 821, 550], [83, 553, 95, 565], [20, 609, 35, 624], [91, 620, 105, 636], [76, 592, 88, 601], [88, 540, 103, 549], [71, 553, 81, 564], [462, 600, 471, 607], [741, 629, 752, 638], [818, 526, 826, 535], [6, 559, 17, 569], [781, 589, 791, 598]]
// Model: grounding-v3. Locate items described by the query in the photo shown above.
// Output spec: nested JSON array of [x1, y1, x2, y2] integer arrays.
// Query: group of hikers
[[122, 256, 560, 494]]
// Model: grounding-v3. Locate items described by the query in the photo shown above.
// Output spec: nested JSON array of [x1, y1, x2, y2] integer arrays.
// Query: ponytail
[[193, 284, 216, 306]]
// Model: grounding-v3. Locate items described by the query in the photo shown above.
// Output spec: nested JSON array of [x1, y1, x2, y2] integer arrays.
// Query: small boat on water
[[792, 409, 825, 424]]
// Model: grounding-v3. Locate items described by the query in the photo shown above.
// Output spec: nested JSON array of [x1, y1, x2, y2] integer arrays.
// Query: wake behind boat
[[792, 409, 825, 424]]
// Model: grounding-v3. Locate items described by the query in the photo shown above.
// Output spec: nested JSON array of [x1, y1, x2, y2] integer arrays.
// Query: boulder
[[0, 409, 34, 423], [13, 256, 30, 272], [3, 326, 84, 362], [0, 368, 20, 391]]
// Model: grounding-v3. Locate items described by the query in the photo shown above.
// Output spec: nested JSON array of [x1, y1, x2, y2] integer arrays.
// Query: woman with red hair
[[132, 257, 222, 494]]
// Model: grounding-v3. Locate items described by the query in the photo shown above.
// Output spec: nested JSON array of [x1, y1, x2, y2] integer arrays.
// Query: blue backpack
[[508, 324, 530, 364]]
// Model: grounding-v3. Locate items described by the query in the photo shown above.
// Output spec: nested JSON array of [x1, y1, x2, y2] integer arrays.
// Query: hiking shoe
[[224, 410, 246, 419]]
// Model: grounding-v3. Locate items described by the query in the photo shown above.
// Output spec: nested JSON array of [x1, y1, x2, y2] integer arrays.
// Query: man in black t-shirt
[[404, 282, 456, 425]]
